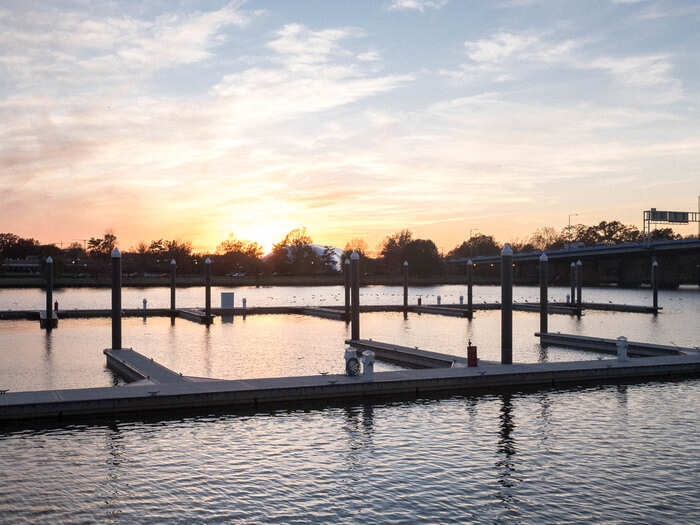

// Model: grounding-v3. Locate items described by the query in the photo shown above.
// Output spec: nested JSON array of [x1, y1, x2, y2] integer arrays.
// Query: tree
[[0, 233, 40, 258], [403, 239, 443, 276], [380, 230, 413, 271], [87, 232, 117, 258], [529, 227, 564, 251], [268, 227, 320, 274], [447, 234, 500, 258], [320, 246, 338, 273]]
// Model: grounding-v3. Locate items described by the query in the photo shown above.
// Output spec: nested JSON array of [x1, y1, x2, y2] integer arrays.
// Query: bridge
[[449, 238, 700, 288]]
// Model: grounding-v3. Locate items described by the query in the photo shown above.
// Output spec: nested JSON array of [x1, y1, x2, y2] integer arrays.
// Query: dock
[[2, 354, 699, 421], [536, 332, 698, 356], [175, 308, 215, 324], [302, 307, 347, 320], [346, 339, 467, 368], [104, 348, 188, 383]]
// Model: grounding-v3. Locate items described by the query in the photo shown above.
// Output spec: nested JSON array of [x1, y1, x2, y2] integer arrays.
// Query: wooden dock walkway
[[104, 348, 188, 383], [346, 339, 466, 368], [536, 332, 698, 356], [302, 307, 347, 320], [2, 354, 698, 421]]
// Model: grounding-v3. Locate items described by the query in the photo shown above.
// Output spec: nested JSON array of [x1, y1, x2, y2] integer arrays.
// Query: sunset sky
[[2, 0, 699, 254]]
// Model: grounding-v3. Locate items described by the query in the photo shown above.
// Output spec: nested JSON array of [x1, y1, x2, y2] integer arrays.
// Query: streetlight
[[567, 213, 579, 244]]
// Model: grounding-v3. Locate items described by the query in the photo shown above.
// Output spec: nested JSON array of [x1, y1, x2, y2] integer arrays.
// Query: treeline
[[0, 221, 689, 279]]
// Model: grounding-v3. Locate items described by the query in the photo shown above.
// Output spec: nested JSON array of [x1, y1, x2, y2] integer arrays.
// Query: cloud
[[388, 0, 448, 12]]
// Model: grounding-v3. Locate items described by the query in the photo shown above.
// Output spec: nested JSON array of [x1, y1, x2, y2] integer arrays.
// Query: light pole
[[567, 213, 579, 243]]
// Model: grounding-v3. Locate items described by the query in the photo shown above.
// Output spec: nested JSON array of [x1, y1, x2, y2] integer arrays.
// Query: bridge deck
[[2, 354, 698, 421], [536, 332, 698, 356]]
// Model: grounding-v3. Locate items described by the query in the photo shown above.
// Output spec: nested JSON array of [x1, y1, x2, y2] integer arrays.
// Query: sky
[[1, 0, 699, 254]]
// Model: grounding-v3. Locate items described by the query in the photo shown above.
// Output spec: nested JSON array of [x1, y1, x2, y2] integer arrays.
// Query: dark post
[[111, 247, 122, 349], [501, 244, 513, 365], [351, 251, 360, 341], [344, 258, 350, 318], [45, 256, 54, 328], [170, 258, 176, 312], [466, 258, 474, 320], [204, 257, 212, 318], [651, 258, 658, 312], [402, 260, 408, 311], [576, 259, 583, 310], [539, 253, 548, 335], [570, 262, 576, 305]]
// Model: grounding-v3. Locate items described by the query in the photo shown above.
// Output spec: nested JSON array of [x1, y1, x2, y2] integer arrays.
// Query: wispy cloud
[[388, 0, 448, 12]]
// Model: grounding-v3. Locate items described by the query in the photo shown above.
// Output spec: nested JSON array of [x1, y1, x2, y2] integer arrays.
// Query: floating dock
[[177, 308, 215, 324], [346, 339, 466, 368], [2, 353, 698, 421], [38, 311, 58, 329], [104, 348, 188, 383], [536, 332, 698, 356]]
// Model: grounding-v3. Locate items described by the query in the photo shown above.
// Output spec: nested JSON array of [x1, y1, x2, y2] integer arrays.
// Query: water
[[0, 382, 698, 523], [0, 285, 698, 522]]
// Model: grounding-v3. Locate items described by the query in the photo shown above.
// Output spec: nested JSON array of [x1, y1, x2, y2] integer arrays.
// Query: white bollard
[[362, 350, 375, 380], [242, 298, 247, 309], [616, 336, 629, 361], [344, 347, 361, 376], [437, 296, 441, 305], [460, 296, 464, 305]]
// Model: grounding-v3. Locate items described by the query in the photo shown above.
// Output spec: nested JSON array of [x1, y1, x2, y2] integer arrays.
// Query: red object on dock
[[467, 340, 478, 367]]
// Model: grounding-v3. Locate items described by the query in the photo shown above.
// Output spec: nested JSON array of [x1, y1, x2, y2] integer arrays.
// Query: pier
[[1, 354, 698, 421], [345, 339, 467, 368], [536, 332, 699, 356], [104, 348, 189, 383]]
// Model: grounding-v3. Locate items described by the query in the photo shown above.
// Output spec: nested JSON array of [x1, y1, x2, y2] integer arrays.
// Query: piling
[[402, 261, 408, 311], [111, 248, 122, 350], [467, 259, 473, 319], [617, 336, 629, 361], [570, 262, 576, 305], [204, 257, 211, 320], [576, 259, 583, 310], [651, 258, 659, 312], [501, 244, 513, 365], [344, 258, 351, 318], [170, 259, 176, 312], [539, 253, 548, 336], [45, 256, 54, 329], [351, 251, 360, 341]]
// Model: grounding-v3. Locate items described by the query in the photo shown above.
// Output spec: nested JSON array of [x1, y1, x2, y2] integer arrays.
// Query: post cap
[[111, 247, 121, 258], [539, 253, 548, 262], [170, 258, 176, 265], [467, 258, 473, 265], [351, 251, 360, 260], [652, 259, 658, 267], [46, 256, 53, 263], [205, 257, 211, 264], [570, 261, 575, 267], [576, 259, 582, 266], [617, 335, 628, 341], [345, 258, 350, 265], [403, 260, 408, 267], [501, 244, 513, 256]]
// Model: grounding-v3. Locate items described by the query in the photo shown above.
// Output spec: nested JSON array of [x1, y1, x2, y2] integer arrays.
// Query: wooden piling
[[170, 258, 176, 312], [344, 258, 350, 318], [652, 258, 658, 312], [466, 258, 474, 319], [45, 256, 53, 330], [570, 262, 576, 305], [111, 248, 122, 349], [402, 260, 408, 311], [539, 253, 548, 336], [576, 259, 583, 311], [204, 257, 211, 321], [351, 251, 360, 340], [501, 244, 513, 364]]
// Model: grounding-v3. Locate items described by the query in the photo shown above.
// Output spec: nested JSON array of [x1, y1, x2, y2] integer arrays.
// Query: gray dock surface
[[2, 354, 698, 421], [104, 348, 188, 383], [346, 339, 466, 368], [536, 332, 698, 356]]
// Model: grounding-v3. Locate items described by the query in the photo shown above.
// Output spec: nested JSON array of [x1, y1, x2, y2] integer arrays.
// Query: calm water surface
[[0, 285, 698, 522]]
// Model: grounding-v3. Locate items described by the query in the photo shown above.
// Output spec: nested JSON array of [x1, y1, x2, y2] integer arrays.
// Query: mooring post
[[651, 258, 659, 312], [576, 259, 583, 312], [570, 262, 576, 305], [170, 258, 176, 312], [204, 257, 211, 319], [539, 253, 548, 335], [45, 256, 54, 329], [467, 258, 473, 320], [402, 260, 408, 309], [501, 244, 513, 364], [111, 247, 122, 349], [344, 258, 351, 319], [351, 251, 360, 341]]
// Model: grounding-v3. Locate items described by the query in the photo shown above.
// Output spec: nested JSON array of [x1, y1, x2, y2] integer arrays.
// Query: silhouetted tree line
[[0, 220, 689, 278]]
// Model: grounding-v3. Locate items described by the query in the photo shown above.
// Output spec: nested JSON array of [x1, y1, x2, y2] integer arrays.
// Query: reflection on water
[[496, 393, 518, 514]]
